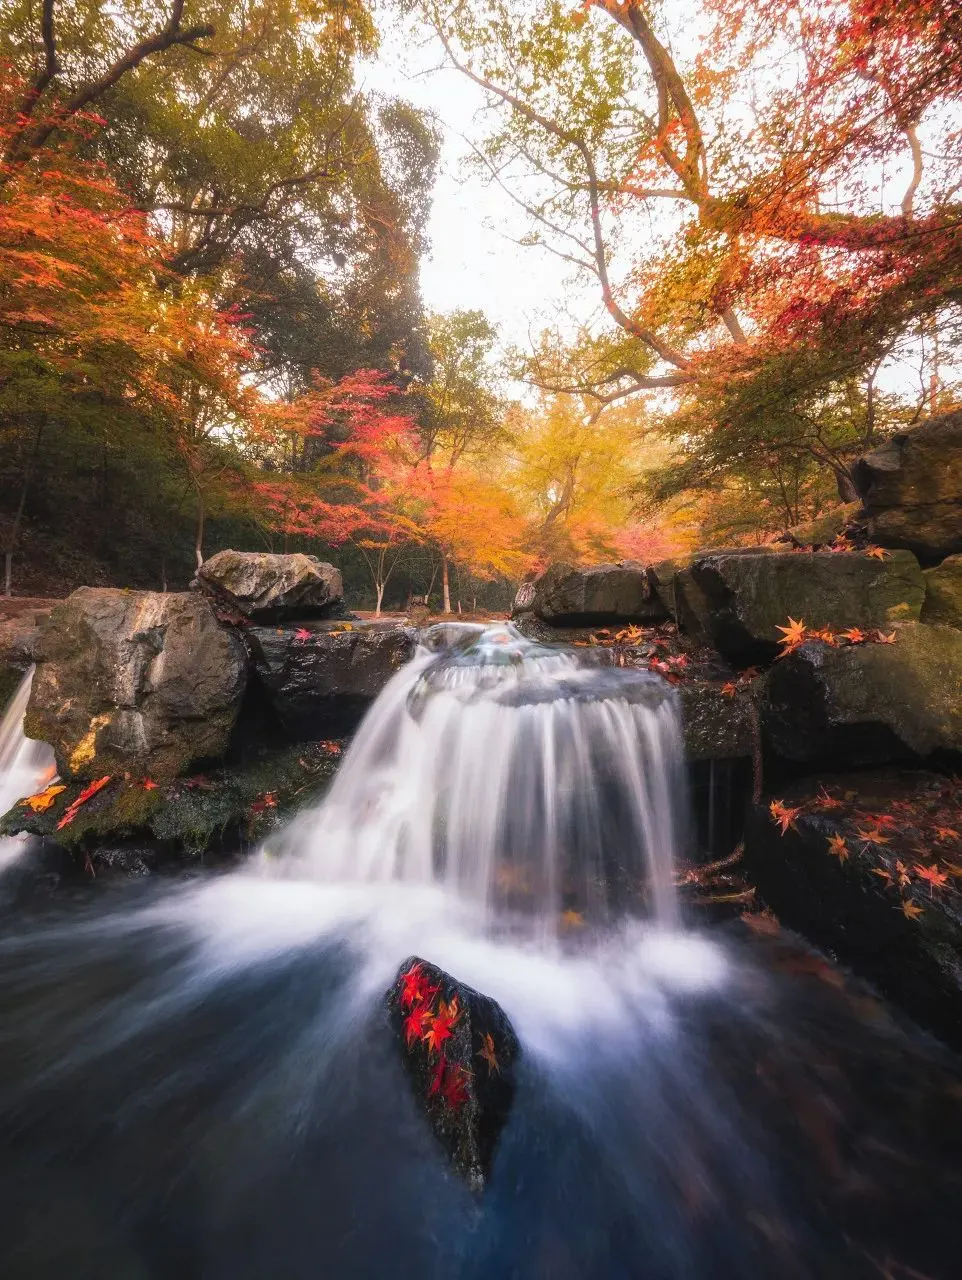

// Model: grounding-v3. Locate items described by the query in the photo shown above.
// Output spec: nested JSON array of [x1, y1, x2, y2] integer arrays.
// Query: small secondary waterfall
[[268, 624, 688, 933], [0, 668, 56, 868]]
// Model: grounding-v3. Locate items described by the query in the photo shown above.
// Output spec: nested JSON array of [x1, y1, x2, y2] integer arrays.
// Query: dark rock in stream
[[387, 956, 520, 1191], [248, 622, 416, 739], [743, 770, 962, 1051]]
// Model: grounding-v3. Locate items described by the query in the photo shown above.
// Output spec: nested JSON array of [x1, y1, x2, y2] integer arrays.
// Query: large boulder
[[386, 956, 520, 1191], [675, 549, 924, 662], [196, 550, 345, 620], [854, 411, 962, 564], [742, 771, 962, 1051], [513, 561, 667, 627], [25, 588, 249, 781], [921, 554, 962, 627], [762, 623, 962, 765], [247, 622, 416, 738]]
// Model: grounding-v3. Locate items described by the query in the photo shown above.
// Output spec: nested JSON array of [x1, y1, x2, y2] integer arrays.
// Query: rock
[[742, 771, 962, 1052], [762, 623, 962, 765], [922, 554, 962, 627], [678, 682, 756, 762], [512, 561, 667, 626], [854, 411, 962, 564], [675, 549, 924, 662], [25, 588, 249, 781], [247, 622, 416, 739], [781, 501, 862, 548], [386, 956, 520, 1190], [196, 550, 345, 620]]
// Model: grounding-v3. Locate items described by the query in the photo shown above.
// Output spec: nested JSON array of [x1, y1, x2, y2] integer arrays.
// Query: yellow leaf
[[21, 783, 66, 813]]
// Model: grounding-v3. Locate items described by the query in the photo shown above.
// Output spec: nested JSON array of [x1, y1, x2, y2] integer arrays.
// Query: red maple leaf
[[769, 799, 802, 835], [56, 775, 111, 830], [840, 627, 868, 644], [913, 863, 950, 893], [142, 778, 158, 791], [427, 1056, 447, 1098], [441, 1063, 472, 1110], [399, 963, 433, 1010], [294, 628, 312, 642], [423, 1013, 455, 1056], [403, 1003, 433, 1048]]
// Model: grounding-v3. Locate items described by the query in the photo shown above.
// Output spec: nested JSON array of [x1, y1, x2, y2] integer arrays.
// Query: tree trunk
[[193, 485, 206, 571], [442, 557, 451, 614], [4, 418, 44, 597], [375, 580, 386, 616]]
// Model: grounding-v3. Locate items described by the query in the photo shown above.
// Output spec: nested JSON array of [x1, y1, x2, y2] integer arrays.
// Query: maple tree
[[422, 0, 962, 534]]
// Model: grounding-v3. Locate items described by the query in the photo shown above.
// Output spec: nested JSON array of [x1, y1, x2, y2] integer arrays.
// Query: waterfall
[[267, 623, 688, 934], [0, 668, 56, 868]]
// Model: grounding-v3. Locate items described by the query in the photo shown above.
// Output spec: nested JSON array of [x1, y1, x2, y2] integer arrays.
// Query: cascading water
[[267, 624, 687, 932], [0, 668, 56, 869], [0, 626, 959, 1279]]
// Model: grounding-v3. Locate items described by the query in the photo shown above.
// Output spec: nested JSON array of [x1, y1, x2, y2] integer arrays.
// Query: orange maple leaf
[[864, 546, 890, 560], [814, 786, 843, 811], [873, 630, 897, 644], [856, 827, 890, 845], [21, 783, 66, 813], [934, 826, 960, 842], [476, 1032, 501, 1075], [769, 799, 802, 835], [142, 778, 158, 791], [721, 681, 738, 697], [840, 627, 868, 644], [895, 859, 912, 887], [827, 834, 849, 862], [775, 617, 807, 656], [913, 863, 950, 893], [872, 867, 894, 886], [901, 900, 924, 921]]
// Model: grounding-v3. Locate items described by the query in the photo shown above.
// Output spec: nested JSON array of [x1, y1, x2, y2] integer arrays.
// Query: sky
[[361, 20, 586, 358]]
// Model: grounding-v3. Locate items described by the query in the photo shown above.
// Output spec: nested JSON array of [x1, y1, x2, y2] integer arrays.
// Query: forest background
[[0, 0, 959, 612]]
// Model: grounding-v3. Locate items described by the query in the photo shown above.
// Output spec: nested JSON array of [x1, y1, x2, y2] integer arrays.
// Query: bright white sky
[[361, 21, 589, 357]]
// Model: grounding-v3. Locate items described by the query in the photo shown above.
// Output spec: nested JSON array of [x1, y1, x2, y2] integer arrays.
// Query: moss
[[1, 740, 344, 856]]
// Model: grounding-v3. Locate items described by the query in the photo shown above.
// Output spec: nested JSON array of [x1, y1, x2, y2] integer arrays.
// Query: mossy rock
[[922, 555, 962, 628], [0, 740, 344, 858]]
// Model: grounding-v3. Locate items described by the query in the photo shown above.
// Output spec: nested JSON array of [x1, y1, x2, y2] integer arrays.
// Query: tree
[[0, 71, 255, 590], [250, 369, 426, 613], [419, 0, 962, 520]]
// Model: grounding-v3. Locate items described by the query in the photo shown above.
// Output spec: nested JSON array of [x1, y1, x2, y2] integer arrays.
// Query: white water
[[265, 623, 689, 937], [0, 668, 56, 869]]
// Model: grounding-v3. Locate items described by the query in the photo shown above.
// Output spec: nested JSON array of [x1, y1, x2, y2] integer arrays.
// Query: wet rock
[[678, 682, 756, 762], [386, 957, 520, 1190], [247, 622, 416, 739], [196, 549, 345, 620], [922, 554, 962, 627], [762, 623, 962, 765], [742, 771, 962, 1051], [513, 561, 667, 626], [675, 549, 924, 662], [854, 410, 962, 564], [25, 588, 248, 781]]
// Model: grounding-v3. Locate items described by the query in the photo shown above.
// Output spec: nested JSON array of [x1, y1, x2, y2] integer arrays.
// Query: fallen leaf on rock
[[901, 900, 924, 921], [769, 799, 802, 835], [827, 834, 849, 862], [56, 775, 111, 830], [914, 863, 950, 893], [775, 617, 807, 656], [840, 627, 868, 644], [21, 783, 66, 813], [477, 1033, 501, 1075], [142, 779, 158, 791], [865, 546, 890, 560], [294, 628, 312, 641]]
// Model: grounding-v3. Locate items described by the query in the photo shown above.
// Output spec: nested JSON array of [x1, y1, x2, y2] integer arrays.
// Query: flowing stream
[[0, 626, 959, 1278]]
